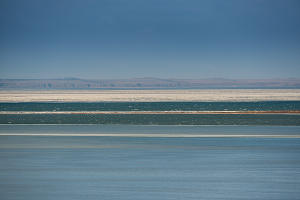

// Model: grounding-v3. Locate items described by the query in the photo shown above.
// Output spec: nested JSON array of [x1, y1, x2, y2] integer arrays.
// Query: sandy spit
[[0, 133, 300, 138], [1, 111, 300, 114], [0, 89, 300, 102]]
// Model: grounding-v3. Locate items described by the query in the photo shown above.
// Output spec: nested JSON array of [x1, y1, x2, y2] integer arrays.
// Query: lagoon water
[[1, 102, 300, 125], [1, 101, 300, 111], [1, 125, 300, 200]]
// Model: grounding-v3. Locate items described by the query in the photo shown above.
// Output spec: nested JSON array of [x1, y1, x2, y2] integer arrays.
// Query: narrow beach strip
[[1, 111, 300, 115], [0, 133, 300, 138]]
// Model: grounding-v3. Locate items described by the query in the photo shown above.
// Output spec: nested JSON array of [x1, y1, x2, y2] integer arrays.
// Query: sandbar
[[0, 89, 300, 102]]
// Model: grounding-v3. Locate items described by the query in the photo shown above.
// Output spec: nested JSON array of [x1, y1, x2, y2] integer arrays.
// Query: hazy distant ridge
[[1, 78, 300, 89]]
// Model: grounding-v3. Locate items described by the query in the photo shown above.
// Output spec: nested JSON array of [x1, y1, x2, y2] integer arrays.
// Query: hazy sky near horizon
[[1, 0, 300, 79]]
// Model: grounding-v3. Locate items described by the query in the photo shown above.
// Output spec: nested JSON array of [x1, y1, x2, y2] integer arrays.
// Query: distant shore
[[1, 89, 300, 102]]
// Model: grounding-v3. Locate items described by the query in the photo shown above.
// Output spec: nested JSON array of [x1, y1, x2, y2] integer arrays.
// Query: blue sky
[[1, 0, 300, 79]]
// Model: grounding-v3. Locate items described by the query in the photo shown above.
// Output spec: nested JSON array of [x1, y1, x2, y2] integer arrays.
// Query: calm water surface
[[1, 102, 300, 125], [0, 125, 300, 200], [1, 101, 300, 111]]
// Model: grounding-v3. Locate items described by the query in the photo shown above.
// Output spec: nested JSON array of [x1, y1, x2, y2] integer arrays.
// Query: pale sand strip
[[0, 133, 300, 138], [1, 89, 300, 102], [1, 111, 300, 114]]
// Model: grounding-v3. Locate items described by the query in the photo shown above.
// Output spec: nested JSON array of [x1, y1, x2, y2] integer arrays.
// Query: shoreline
[[1, 110, 300, 115], [0, 133, 300, 138]]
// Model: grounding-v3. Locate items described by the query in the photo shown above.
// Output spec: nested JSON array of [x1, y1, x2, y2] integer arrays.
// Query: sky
[[0, 0, 300, 79]]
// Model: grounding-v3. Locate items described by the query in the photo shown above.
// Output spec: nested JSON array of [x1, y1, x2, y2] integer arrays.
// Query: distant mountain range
[[1, 78, 300, 89]]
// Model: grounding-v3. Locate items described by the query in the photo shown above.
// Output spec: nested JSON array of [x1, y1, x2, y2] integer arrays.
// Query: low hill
[[0, 78, 300, 89]]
